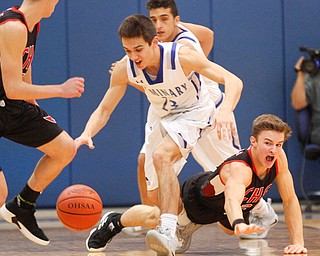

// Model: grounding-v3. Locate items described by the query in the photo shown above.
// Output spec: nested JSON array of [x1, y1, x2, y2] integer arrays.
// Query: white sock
[[160, 213, 178, 238], [178, 206, 191, 226], [252, 198, 269, 216]]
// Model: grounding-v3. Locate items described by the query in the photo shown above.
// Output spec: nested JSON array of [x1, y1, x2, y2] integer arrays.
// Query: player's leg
[[137, 146, 158, 206], [0, 131, 76, 245], [145, 134, 183, 255], [86, 205, 160, 252], [30, 131, 76, 191], [121, 147, 159, 237], [0, 167, 8, 207], [0, 107, 76, 246]]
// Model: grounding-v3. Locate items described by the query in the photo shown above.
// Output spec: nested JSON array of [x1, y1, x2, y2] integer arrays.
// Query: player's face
[[250, 130, 285, 169], [122, 37, 157, 69], [149, 7, 180, 42]]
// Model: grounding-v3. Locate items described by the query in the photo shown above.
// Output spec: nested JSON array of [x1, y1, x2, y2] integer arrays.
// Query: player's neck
[[251, 149, 270, 176], [166, 26, 181, 42], [18, 5, 41, 31], [145, 46, 161, 75]]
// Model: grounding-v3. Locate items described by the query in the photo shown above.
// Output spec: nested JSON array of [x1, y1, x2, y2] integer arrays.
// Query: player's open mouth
[[266, 155, 274, 162]]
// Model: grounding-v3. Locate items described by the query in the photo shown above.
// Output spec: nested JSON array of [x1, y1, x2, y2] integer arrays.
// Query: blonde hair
[[252, 114, 292, 141]]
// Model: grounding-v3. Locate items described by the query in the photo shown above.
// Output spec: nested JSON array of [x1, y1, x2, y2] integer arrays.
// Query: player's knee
[[152, 149, 171, 169], [56, 139, 77, 164]]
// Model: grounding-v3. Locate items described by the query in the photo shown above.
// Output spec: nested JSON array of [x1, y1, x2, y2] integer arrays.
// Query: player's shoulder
[[275, 149, 289, 174], [111, 56, 129, 82], [0, 19, 26, 36]]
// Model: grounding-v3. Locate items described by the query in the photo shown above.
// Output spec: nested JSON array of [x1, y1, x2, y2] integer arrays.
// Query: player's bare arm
[[0, 21, 84, 100], [108, 58, 145, 93], [75, 58, 128, 149], [275, 150, 307, 254], [223, 162, 264, 236], [180, 21, 214, 57], [178, 46, 243, 140]]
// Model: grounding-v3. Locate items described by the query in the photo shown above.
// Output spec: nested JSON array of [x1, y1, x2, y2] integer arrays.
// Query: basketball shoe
[[86, 212, 123, 252], [239, 198, 278, 239], [0, 197, 49, 245], [145, 227, 178, 256], [175, 222, 202, 253]]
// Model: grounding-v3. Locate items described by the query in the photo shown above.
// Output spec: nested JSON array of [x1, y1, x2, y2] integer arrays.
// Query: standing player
[[85, 114, 307, 255], [76, 14, 243, 256], [123, 0, 278, 240], [0, 0, 85, 245]]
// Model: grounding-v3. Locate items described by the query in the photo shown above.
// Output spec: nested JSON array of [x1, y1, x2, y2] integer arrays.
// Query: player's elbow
[[291, 97, 308, 110], [4, 87, 20, 100], [208, 29, 214, 45]]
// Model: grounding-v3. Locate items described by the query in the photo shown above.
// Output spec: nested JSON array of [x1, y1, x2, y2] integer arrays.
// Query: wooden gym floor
[[0, 203, 319, 256]]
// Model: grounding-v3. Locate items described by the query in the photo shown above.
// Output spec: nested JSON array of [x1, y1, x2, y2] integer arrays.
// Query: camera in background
[[299, 46, 320, 76]]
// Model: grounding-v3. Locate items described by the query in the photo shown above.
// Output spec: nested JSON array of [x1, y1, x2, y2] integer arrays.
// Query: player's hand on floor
[[234, 223, 265, 236], [283, 243, 308, 254]]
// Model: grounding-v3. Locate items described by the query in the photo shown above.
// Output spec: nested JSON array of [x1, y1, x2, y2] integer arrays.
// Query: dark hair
[[146, 0, 179, 17], [252, 114, 292, 141], [118, 14, 157, 45]]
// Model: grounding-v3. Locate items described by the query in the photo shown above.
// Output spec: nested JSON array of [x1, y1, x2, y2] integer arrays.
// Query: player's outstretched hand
[[234, 223, 265, 236], [61, 77, 85, 98], [75, 135, 95, 150], [283, 244, 308, 254], [215, 109, 238, 141]]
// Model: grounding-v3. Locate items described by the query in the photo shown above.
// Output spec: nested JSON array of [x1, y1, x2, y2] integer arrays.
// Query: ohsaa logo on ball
[[56, 184, 103, 232], [67, 202, 97, 210]]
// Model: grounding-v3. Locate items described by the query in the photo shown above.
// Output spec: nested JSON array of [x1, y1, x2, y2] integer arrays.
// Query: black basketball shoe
[[86, 212, 123, 252], [0, 198, 49, 245]]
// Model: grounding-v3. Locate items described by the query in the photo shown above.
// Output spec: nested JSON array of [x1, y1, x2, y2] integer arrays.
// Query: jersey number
[[162, 97, 178, 111]]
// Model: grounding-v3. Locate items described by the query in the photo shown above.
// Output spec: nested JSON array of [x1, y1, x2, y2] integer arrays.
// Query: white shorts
[[191, 110, 241, 171], [144, 102, 215, 191]]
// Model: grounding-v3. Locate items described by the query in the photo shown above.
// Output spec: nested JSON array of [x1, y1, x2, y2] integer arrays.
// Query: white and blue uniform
[[127, 42, 215, 190], [174, 24, 241, 171], [139, 25, 241, 189]]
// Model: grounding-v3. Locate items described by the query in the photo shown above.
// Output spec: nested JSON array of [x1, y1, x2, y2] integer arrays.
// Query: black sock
[[16, 183, 40, 209], [112, 213, 124, 231]]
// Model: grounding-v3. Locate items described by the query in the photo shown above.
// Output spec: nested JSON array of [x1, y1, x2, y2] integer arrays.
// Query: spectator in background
[[291, 56, 320, 146]]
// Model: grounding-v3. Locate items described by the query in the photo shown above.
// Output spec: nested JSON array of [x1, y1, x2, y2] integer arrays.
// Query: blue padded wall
[[0, 0, 319, 207]]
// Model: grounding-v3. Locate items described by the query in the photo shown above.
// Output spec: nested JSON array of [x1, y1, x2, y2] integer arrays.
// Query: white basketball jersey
[[126, 42, 210, 117], [174, 24, 222, 104]]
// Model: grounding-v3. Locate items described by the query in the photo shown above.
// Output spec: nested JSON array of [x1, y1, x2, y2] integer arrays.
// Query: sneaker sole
[[145, 230, 175, 256], [0, 204, 49, 246], [86, 228, 108, 252]]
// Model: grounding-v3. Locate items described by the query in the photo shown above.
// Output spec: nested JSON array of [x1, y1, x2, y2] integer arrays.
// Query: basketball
[[56, 184, 103, 232]]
